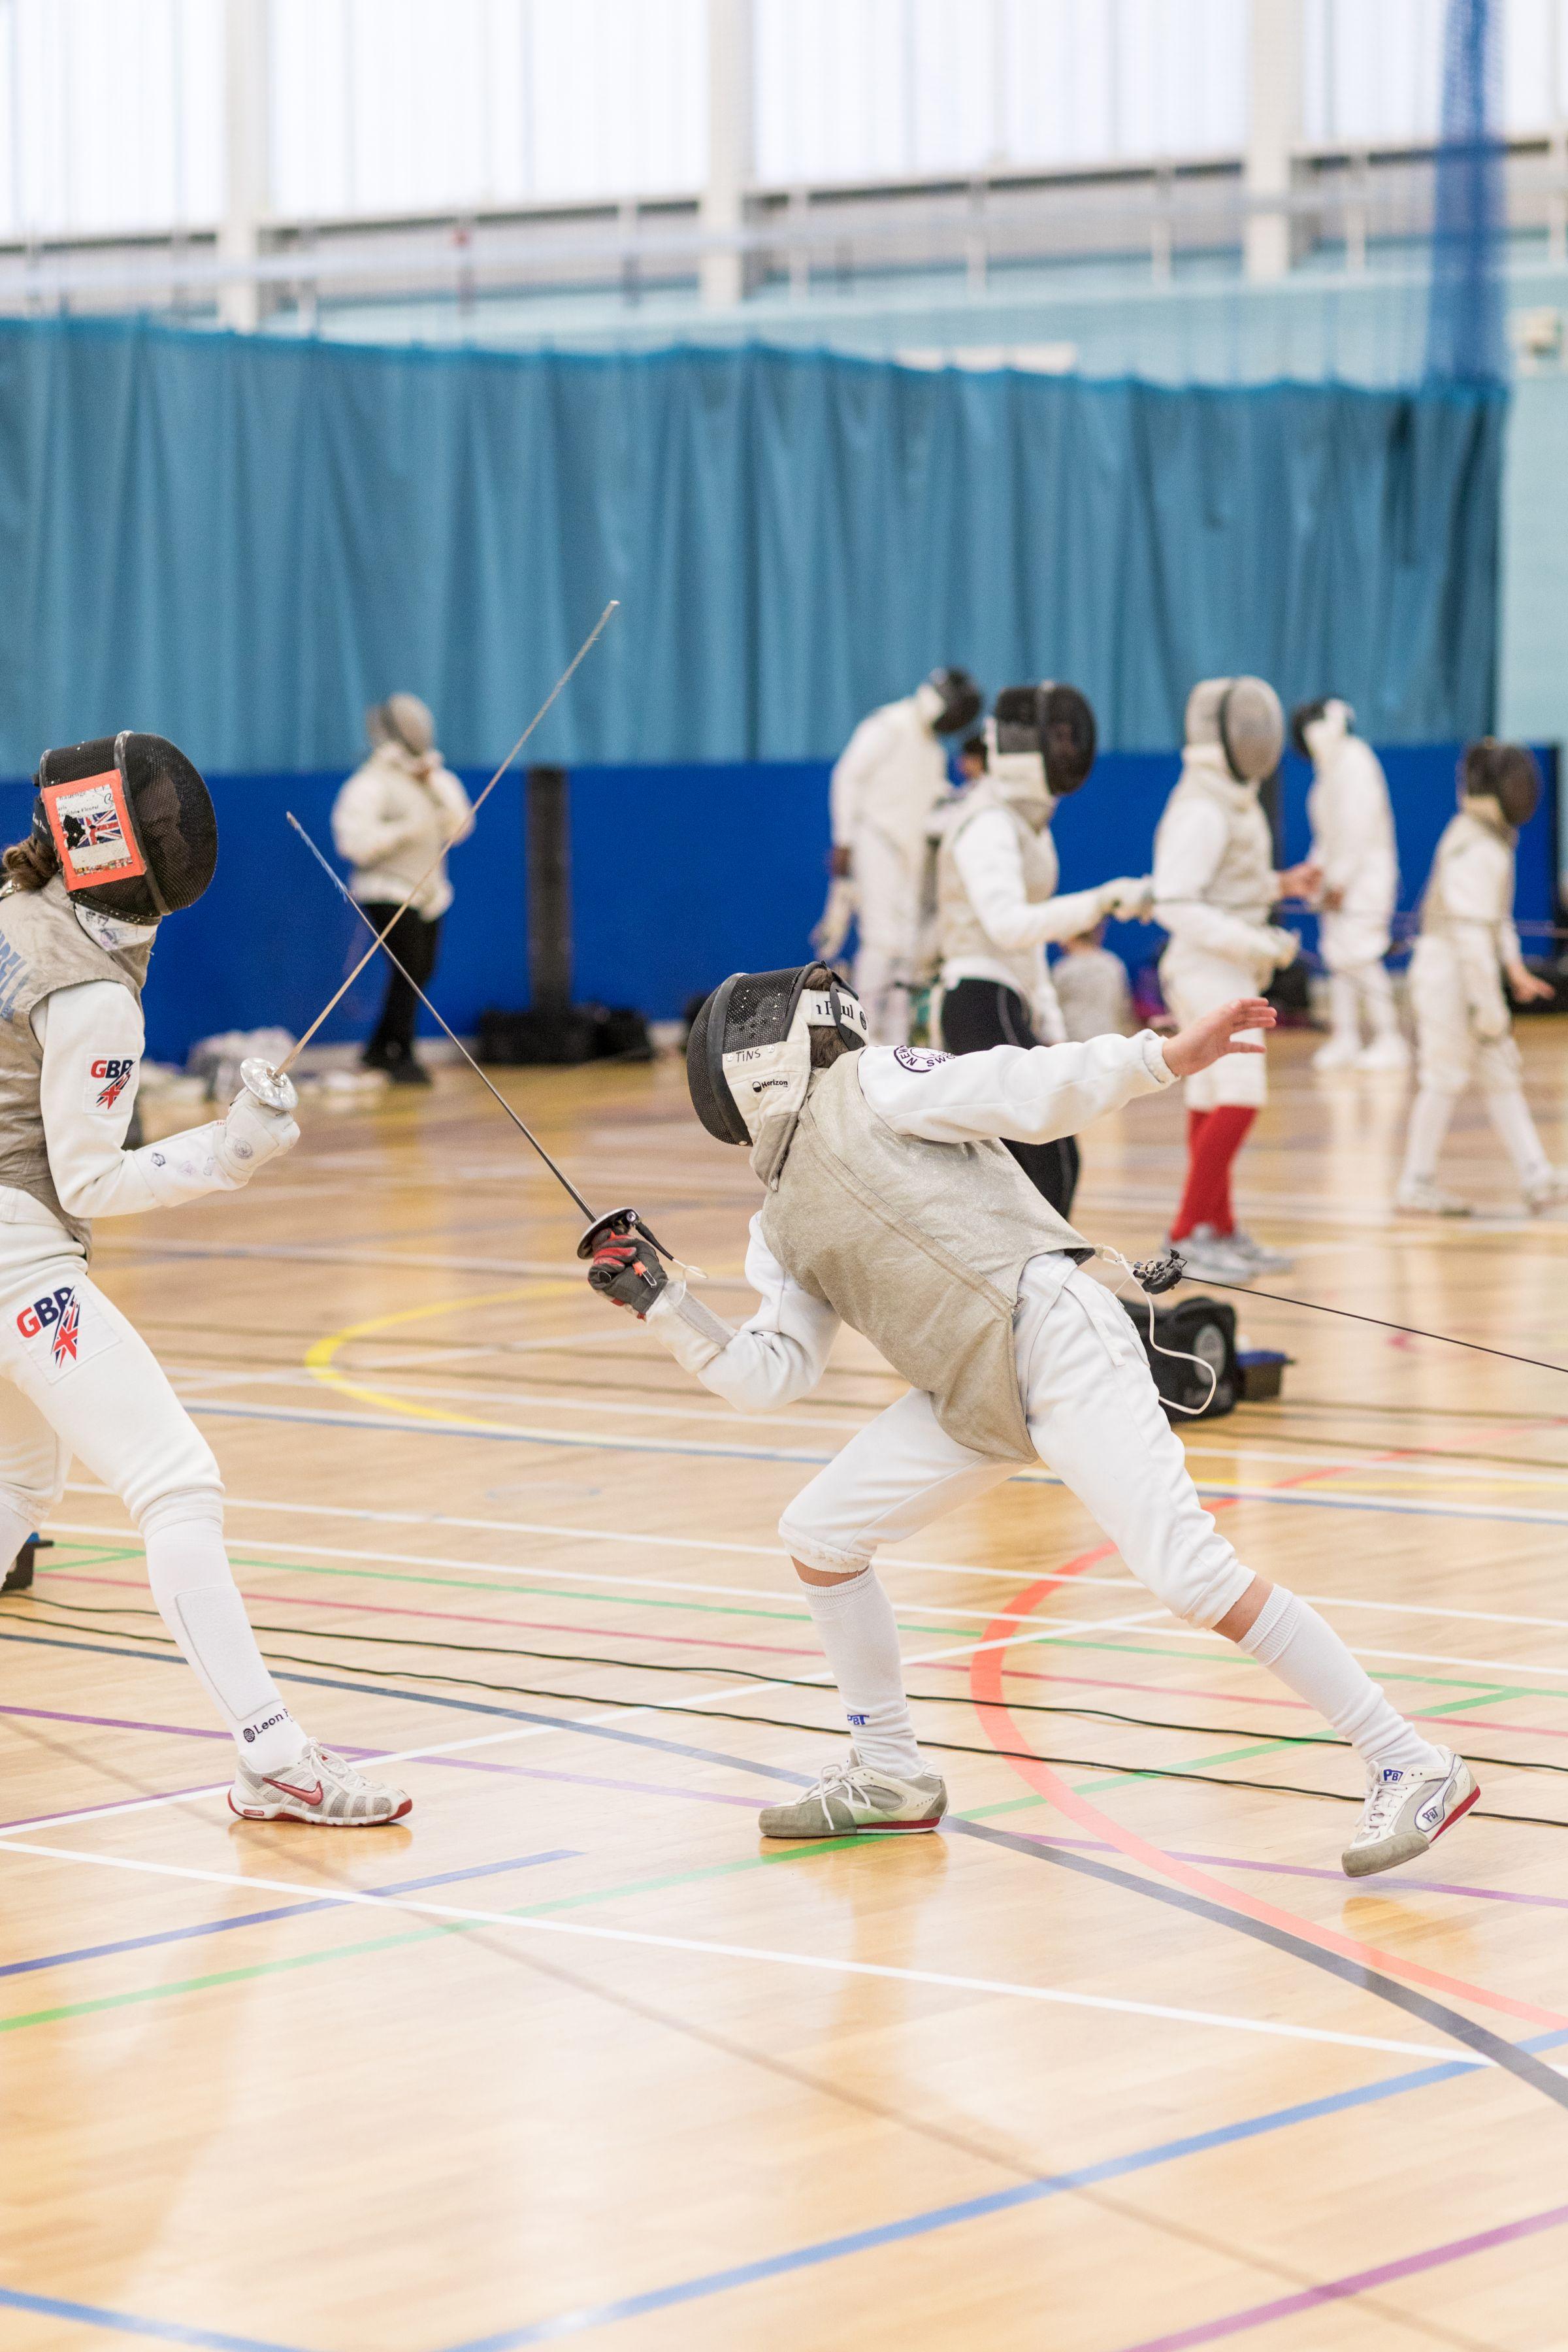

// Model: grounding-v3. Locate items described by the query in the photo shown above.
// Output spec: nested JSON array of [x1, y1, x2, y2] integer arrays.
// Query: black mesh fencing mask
[[1463, 740, 1541, 830], [926, 667, 983, 736], [35, 732, 218, 924], [687, 965, 868, 1151], [1036, 682, 1097, 796]]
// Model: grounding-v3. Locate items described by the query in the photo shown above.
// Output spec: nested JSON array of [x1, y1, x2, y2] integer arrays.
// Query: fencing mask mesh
[[1463, 739, 1541, 828], [926, 667, 983, 736], [370, 694, 436, 757], [34, 732, 218, 924], [687, 965, 868, 1154], [1037, 682, 1096, 795], [1185, 677, 1284, 783]]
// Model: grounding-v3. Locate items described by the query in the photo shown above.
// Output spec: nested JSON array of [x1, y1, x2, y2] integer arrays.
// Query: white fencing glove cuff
[[1103, 875, 1154, 921], [214, 1090, 301, 1184], [645, 1280, 736, 1373]]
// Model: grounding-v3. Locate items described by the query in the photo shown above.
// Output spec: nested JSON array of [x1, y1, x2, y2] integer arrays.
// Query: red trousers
[[1170, 1106, 1256, 1241]]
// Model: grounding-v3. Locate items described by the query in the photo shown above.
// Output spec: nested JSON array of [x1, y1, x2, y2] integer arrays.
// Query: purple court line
[[1, 1701, 230, 1741], [1109, 2200, 1568, 2352], [1025, 1832, 1568, 1915]]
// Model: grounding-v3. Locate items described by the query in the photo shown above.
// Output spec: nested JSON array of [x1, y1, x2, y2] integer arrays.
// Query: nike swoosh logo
[[264, 1776, 325, 1808]]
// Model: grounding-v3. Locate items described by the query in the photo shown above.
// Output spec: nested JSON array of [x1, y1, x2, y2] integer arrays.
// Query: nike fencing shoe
[[1342, 1750, 1478, 1878], [1395, 1180, 1471, 1217], [759, 1752, 947, 1839], [229, 1741, 412, 1826]]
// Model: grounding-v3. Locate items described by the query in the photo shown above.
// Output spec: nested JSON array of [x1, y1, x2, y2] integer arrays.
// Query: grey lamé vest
[[757, 1050, 1087, 1463], [0, 877, 151, 1249], [1154, 764, 1274, 927]]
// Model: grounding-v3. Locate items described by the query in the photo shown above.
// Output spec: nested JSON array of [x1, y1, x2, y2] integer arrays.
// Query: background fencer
[[1152, 677, 1312, 1282], [588, 962, 1477, 1881], [823, 666, 982, 1044], [1292, 698, 1407, 1071], [935, 681, 1148, 1218], [1397, 740, 1563, 1216], [0, 733, 410, 1825]]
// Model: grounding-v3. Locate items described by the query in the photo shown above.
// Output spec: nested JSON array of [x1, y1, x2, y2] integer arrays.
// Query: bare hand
[[1275, 862, 1317, 901], [1161, 997, 1276, 1079], [828, 844, 853, 879], [1508, 964, 1555, 1005], [1320, 885, 1345, 911]]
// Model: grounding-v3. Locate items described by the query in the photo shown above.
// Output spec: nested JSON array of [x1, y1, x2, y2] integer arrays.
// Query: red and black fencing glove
[[587, 1226, 670, 1318]]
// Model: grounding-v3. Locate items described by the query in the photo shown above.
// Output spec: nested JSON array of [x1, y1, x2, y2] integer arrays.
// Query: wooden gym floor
[[5, 1022, 1568, 2352]]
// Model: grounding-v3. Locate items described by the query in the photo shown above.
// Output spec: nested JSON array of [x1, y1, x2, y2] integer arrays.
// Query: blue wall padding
[[0, 319, 1505, 774], [0, 743, 1552, 1063]]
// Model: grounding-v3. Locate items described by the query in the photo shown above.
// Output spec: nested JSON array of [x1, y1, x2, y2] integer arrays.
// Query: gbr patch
[[85, 1056, 137, 1113], [14, 1284, 121, 1384]]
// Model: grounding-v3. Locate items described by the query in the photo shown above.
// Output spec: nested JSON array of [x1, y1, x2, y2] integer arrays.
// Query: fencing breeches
[[0, 1242, 306, 1771], [1159, 946, 1268, 1110], [1404, 939, 1549, 1193], [850, 826, 922, 1047]]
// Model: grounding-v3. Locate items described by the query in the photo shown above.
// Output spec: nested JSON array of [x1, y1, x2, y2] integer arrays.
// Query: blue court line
[[437, 2028, 1568, 2350], [0, 1850, 580, 1982], [0, 2282, 310, 2351]]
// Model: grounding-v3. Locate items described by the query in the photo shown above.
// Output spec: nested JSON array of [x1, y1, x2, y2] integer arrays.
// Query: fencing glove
[[214, 1090, 301, 1184], [587, 1226, 670, 1318]]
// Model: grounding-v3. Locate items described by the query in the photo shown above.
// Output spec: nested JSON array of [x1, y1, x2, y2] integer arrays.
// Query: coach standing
[[331, 695, 474, 1085]]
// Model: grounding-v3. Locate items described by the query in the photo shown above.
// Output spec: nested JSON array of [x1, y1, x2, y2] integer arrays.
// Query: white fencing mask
[[368, 694, 436, 757], [1185, 677, 1284, 783]]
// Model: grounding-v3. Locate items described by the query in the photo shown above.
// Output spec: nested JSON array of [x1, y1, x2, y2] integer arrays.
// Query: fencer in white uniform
[[935, 682, 1148, 1218], [1397, 741, 1562, 1215], [824, 667, 981, 1044], [0, 732, 409, 1825], [586, 963, 1477, 1880], [1293, 698, 1407, 1071], [1152, 678, 1310, 1282]]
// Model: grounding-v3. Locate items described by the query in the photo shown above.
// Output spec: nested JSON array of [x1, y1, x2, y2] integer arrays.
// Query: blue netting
[[1426, 0, 1505, 384]]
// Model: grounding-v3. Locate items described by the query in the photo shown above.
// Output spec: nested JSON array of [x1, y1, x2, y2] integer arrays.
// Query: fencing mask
[[687, 964, 869, 1181], [923, 667, 983, 736], [368, 694, 436, 757], [33, 733, 217, 925], [1185, 677, 1284, 784], [1463, 739, 1541, 830], [1288, 696, 1354, 762], [987, 681, 1096, 803]]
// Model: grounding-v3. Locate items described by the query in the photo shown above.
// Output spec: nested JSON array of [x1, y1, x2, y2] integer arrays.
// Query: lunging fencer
[[1396, 741, 1563, 1216], [821, 667, 982, 1045], [1293, 698, 1407, 1072], [1152, 678, 1311, 1282], [0, 734, 409, 1825], [587, 963, 1477, 1880], [936, 682, 1148, 1218]]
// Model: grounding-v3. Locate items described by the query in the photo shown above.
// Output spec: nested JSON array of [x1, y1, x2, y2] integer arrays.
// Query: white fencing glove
[[214, 1088, 301, 1184], [1102, 875, 1154, 921], [1262, 924, 1301, 972]]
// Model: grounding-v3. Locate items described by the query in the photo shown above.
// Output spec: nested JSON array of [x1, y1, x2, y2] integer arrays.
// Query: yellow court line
[[305, 1283, 583, 1433]]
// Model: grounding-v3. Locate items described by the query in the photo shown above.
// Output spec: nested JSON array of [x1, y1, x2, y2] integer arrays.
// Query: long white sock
[[1328, 972, 1362, 1050], [1236, 1586, 1442, 1778], [1483, 1085, 1550, 1188], [1401, 1085, 1458, 1186], [799, 1569, 924, 1777], [1361, 964, 1401, 1041], [140, 1489, 309, 1774]]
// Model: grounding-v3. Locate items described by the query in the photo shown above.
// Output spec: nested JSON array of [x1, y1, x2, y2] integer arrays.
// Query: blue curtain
[[0, 319, 1504, 776]]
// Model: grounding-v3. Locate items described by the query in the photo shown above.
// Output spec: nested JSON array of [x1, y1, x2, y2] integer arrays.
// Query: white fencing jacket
[[937, 776, 1111, 1039], [1307, 736, 1399, 935], [830, 696, 951, 862], [1416, 807, 1522, 1042], [332, 744, 475, 921], [646, 1030, 1174, 1411], [1152, 749, 1282, 982]]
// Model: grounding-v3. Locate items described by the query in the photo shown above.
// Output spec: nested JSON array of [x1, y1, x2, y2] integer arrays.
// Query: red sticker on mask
[[40, 771, 146, 892]]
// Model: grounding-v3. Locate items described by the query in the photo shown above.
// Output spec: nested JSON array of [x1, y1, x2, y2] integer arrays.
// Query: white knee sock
[[140, 1490, 309, 1774], [1236, 1587, 1442, 1778], [800, 1569, 924, 1777], [1401, 1086, 1458, 1185], [1361, 964, 1401, 1041], [1483, 1085, 1550, 1189], [1328, 972, 1362, 1049]]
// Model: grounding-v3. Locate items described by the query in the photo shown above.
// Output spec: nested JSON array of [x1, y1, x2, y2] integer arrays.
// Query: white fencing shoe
[[1394, 1181, 1470, 1216], [1168, 1228, 1258, 1282], [1343, 1750, 1478, 1878], [1524, 1169, 1568, 1214], [1227, 1230, 1295, 1275], [759, 1752, 947, 1838], [1356, 1034, 1411, 1072], [1312, 1036, 1362, 1072], [229, 1741, 412, 1826]]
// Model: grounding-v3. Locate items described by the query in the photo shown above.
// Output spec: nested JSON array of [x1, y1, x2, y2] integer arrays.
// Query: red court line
[[971, 1530, 1568, 2033]]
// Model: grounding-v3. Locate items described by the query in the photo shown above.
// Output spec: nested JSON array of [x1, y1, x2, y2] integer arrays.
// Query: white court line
[[0, 1833, 1491, 2070], [50, 1492, 1568, 1639]]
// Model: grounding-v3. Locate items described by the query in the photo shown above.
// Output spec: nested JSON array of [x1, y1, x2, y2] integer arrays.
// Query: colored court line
[[429, 2035, 1568, 2352], [1106, 2200, 1568, 2352], [0, 1849, 578, 1983], [0, 2282, 308, 2351]]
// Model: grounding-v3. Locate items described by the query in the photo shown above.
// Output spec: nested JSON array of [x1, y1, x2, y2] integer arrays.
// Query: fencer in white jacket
[[1152, 678, 1311, 1282], [823, 667, 981, 1044], [935, 682, 1148, 1217], [1397, 742, 1562, 1215], [585, 965, 1478, 1880], [1294, 699, 1407, 1071]]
